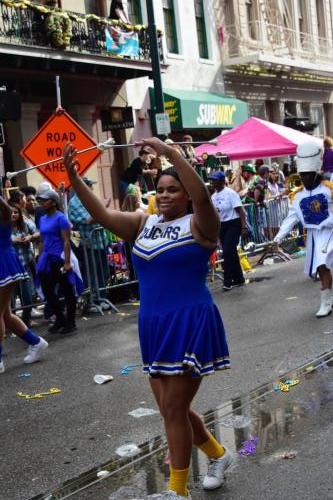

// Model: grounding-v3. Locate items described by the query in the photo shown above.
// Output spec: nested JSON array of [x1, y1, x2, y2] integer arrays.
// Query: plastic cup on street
[[94, 374, 114, 385]]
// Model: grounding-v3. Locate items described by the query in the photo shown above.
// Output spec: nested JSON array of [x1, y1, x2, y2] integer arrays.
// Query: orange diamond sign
[[20, 110, 101, 189]]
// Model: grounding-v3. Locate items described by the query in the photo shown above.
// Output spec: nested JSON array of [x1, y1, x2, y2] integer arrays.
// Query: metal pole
[[56, 76, 62, 109], [146, 0, 165, 138]]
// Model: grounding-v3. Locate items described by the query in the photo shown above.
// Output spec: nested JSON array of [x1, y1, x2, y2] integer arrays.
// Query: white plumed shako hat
[[296, 141, 322, 173]]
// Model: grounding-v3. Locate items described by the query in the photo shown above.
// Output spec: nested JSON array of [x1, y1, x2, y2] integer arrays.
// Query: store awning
[[150, 89, 248, 130]]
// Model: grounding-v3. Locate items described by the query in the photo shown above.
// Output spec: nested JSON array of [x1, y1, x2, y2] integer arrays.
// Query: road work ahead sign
[[20, 110, 101, 189]]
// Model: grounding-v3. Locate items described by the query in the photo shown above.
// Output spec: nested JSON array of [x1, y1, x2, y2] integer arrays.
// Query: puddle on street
[[31, 352, 333, 500]]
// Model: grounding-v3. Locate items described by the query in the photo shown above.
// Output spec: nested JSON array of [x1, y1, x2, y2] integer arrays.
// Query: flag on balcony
[[105, 26, 139, 57]]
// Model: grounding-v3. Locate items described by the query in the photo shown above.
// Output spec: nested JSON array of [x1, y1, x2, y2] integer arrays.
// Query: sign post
[[20, 110, 101, 189]]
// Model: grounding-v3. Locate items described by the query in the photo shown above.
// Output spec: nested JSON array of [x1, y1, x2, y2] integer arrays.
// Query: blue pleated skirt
[[138, 302, 230, 377], [0, 248, 29, 288]]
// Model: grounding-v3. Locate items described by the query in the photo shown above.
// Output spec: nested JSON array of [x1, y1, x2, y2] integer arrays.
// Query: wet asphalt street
[[1, 258, 333, 500]]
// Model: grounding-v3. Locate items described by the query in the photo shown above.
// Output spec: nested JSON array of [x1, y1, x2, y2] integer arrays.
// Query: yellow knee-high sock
[[198, 432, 225, 459], [168, 466, 190, 497]]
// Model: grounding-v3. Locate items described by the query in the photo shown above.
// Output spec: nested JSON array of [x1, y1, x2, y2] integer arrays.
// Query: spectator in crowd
[[322, 136, 333, 180], [10, 205, 38, 328], [109, 0, 129, 22], [209, 171, 247, 291], [267, 167, 281, 199], [165, 138, 186, 157], [9, 190, 26, 214], [271, 161, 286, 188], [246, 165, 269, 204], [24, 192, 37, 224], [120, 148, 157, 197], [68, 178, 109, 310], [37, 190, 82, 334], [121, 193, 144, 213], [34, 182, 53, 229], [181, 134, 197, 164], [230, 164, 256, 198], [255, 159, 264, 172]]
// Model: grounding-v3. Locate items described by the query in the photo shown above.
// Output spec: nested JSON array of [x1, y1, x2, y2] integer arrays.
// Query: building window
[[297, 0, 308, 47], [163, 0, 179, 54], [84, 0, 105, 16], [248, 101, 267, 120], [194, 0, 208, 59], [127, 0, 142, 25], [311, 105, 325, 137], [245, 0, 258, 40], [316, 0, 326, 39]]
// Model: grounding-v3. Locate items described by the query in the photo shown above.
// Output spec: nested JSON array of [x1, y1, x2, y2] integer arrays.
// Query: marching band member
[[274, 140, 333, 318]]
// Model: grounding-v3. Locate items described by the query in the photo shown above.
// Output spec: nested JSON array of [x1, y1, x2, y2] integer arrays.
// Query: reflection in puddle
[[31, 352, 333, 500]]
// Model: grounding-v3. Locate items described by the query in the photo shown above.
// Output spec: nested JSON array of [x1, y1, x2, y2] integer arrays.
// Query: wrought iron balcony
[[0, 1, 164, 66]]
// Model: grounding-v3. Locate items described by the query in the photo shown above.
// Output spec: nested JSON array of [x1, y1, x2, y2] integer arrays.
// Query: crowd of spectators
[[4, 133, 311, 324]]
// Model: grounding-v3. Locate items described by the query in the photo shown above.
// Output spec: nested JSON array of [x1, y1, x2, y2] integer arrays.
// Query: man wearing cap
[[68, 178, 109, 309], [274, 140, 333, 317], [230, 164, 256, 199], [210, 171, 248, 290], [120, 148, 157, 198]]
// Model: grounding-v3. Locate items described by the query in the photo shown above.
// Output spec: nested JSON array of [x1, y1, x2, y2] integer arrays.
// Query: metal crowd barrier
[[79, 227, 138, 315]]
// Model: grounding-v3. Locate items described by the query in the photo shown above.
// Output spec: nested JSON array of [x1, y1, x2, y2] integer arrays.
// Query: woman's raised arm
[[63, 143, 147, 242], [136, 138, 220, 243]]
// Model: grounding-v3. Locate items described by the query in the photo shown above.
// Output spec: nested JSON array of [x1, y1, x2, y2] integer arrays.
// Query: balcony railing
[[224, 21, 333, 64], [0, 1, 163, 64]]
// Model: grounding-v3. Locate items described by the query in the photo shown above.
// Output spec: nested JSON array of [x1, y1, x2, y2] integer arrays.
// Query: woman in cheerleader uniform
[[0, 195, 48, 374], [63, 138, 232, 500]]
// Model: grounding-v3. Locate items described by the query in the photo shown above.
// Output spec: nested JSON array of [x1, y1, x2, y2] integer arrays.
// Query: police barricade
[[211, 196, 296, 281], [79, 226, 138, 315]]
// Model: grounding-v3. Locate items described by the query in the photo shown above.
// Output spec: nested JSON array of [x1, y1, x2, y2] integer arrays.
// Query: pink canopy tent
[[195, 117, 322, 160]]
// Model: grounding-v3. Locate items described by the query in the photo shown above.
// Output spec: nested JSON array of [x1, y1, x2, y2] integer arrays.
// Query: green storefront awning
[[150, 89, 248, 130]]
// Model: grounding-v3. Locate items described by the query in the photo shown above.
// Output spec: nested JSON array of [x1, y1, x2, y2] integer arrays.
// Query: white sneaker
[[24, 338, 48, 364], [0, 361, 4, 374], [316, 289, 332, 318], [202, 449, 233, 490]]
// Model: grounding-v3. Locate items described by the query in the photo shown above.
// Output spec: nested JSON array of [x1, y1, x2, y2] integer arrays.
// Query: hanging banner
[[105, 26, 139, 57]]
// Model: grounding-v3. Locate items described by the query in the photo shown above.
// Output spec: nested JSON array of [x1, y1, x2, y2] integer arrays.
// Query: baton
[[6, 139, 218, 180]]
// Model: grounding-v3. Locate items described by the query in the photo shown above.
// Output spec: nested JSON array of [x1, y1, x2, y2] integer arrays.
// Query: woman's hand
[[135, 138, 172, 157], [63, 143, 80, 181], [241, 226, 249, 238], [63, 262, 72, 272]]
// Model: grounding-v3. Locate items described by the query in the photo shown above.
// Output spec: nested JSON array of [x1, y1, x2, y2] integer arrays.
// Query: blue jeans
[[12, 269, 33, 325]]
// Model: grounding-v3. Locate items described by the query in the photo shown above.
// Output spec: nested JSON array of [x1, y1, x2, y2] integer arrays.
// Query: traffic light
[[283, 116, 317, 133], [0, 91, 21, 121]]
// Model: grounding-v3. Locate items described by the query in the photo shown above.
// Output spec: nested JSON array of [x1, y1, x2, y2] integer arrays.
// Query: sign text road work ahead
[[21, 111, 101, 189]]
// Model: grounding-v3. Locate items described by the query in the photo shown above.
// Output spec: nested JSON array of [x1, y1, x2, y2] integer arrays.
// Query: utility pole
[[146, 0, 168, 137]]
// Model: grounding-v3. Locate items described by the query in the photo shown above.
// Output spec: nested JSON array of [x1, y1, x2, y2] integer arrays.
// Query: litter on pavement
[[274, 379, 300, 392], [128, 408, 159, 418], [238, 436, 259, 456], [16, 388, 62, 399], [120, 364, 142, 375], [115, 443, 140, 457], [94, 374, 114, 384]]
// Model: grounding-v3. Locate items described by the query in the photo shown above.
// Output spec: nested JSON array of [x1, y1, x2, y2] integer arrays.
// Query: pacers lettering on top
[[139, 225, 181, 241]]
